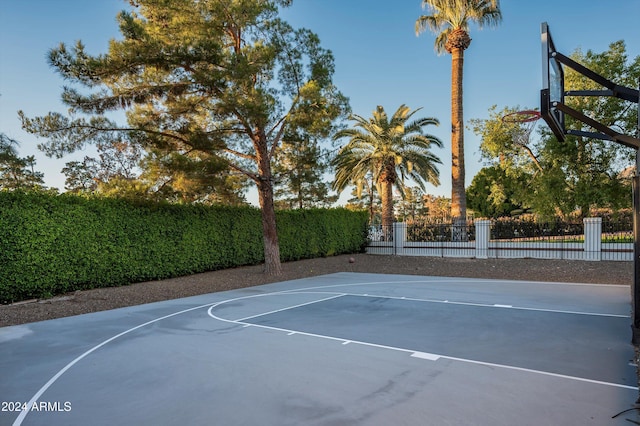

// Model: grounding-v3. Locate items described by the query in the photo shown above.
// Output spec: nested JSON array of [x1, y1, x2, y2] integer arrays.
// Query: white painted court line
[[359, 292, 628, 318], [208, 306, 638, 391], [234, 293, 346, 322], [290, 273, 631, 289], [11, 302, 217, 426], [411, 352, 441, 361], [270, 290, 629, 319], [274, 276, 630, 317], [14, 289, 360, 425], [439, 353, 639, 391], [14, 274, 633, 426]]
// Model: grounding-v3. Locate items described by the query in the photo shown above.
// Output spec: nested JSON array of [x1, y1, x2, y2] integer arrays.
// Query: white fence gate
[[366, 218, 632, 261]]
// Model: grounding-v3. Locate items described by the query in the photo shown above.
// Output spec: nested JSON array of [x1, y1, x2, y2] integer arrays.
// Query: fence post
[[475, 219, 491, 259], [583, 217, 602, 261], [393, 222, 406, 255]]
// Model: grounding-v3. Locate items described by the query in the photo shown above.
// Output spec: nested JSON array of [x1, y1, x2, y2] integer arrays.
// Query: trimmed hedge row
[[0, 191, 368, 303], [276, 208, 369, 260]]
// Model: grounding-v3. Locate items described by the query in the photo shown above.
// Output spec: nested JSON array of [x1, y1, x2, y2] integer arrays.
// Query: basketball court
[[1, 272, 638, 425], [1, 20, 639, 426]]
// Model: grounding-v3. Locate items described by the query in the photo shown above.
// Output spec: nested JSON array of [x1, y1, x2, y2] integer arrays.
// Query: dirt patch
[[0, 254, 632, 327]]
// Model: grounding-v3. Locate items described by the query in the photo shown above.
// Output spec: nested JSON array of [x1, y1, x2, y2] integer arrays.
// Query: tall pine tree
[[20, 0, 349, 275]]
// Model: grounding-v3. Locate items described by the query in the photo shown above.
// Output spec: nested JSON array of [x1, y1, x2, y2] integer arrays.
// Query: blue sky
[[1, 0, 639, 204]]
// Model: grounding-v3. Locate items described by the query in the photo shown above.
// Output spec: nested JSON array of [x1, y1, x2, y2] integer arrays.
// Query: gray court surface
[[1, 272, 638, 425]]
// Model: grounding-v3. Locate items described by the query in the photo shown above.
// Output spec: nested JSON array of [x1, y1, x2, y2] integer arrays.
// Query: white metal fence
[[366, 218, 633, 261]]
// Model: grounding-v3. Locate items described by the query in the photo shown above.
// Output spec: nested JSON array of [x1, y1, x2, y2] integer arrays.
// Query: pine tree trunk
[[258, 181, 282, 275], [450, 46, 466, 222], [255, 135, 282, 276]]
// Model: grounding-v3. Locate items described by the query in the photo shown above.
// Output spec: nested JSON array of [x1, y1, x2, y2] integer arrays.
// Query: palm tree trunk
[[450, 46, 466, 222], [380, 178, 394, 240]]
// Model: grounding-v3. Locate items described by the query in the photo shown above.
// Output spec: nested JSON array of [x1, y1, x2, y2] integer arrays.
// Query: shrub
[[277, 208, 368, 260], [0, 191, 367, 303]]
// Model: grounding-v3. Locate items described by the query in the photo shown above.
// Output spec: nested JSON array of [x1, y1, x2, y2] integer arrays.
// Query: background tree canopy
[[19, 0, 349, 275], [331, 104, 442, 230], [0, 133, 45, 191], [468, 41, 638, 219]]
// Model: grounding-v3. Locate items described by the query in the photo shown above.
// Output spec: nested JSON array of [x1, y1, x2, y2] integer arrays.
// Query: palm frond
[[331, 104, 443, 203]]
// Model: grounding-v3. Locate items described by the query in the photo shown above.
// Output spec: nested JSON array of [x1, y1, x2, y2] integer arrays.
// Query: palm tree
[[331, 105, 443, 231], [416, 0, 502, 222]]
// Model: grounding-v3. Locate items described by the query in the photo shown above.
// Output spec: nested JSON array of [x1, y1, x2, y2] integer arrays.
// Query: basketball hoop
[[500, 110, 544, 172], [501, 110, 542, 147], [501, 110, 541, 124]]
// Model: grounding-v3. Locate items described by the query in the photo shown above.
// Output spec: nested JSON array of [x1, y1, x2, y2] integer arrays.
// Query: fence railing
[[366, 218, 633, 261]]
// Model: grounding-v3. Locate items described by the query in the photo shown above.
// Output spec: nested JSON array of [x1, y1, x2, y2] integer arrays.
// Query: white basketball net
[[502, 111, 541, 147]]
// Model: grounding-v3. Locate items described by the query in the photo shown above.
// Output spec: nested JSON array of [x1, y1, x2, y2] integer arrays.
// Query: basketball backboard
[[537, 23, 640, 345], [540, 22, 639, 148], [540, 22, 565, 141]]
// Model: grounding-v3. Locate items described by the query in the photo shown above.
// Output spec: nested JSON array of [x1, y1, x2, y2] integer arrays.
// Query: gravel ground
[[0, 254, 633, 327]]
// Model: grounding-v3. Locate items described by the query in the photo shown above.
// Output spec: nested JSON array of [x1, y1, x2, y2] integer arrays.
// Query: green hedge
[[276, 208, 369, 260], [0, 191, 368, 303]]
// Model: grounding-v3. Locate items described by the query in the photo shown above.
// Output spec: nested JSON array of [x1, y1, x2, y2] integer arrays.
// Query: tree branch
[[67, 124, 191, 145], [223, 147, 256, 161], [514, 142, 543, 173], [228, 162, 259, 183]]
